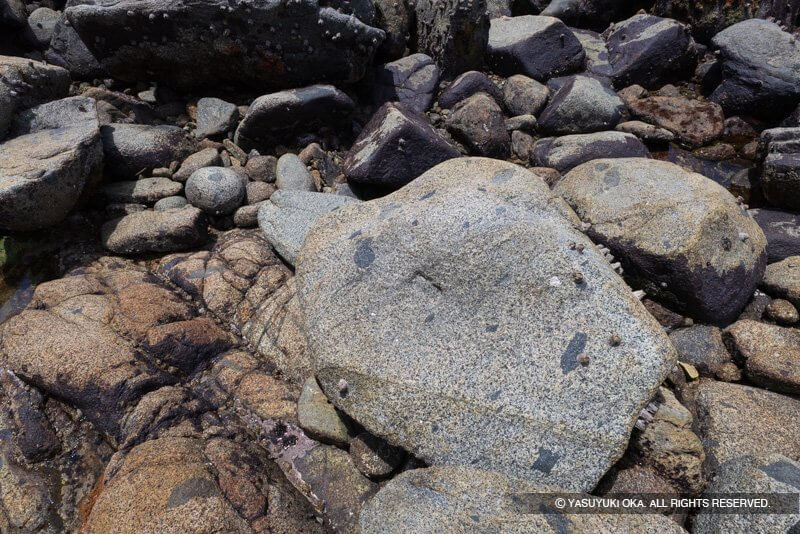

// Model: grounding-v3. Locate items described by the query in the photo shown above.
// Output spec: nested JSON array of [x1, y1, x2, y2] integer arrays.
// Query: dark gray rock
[[372, 0, 410, 60], [65, 0, 385, 90], [555, 158, 768, 324], [276, 154, 316, 192], [537, 75, 624, 135], [505, 114, 537, 132], [669, 325, 731, 377], [297, 157, 677, 491], [414, 0, 488, 77], [173, 148, 221, 183], [101, 124, 195, 179], [762, 255, 800, 307], [606, 14, 696, 89], [763, 153, 800, 210], [572, 28, 613, 77], [542, 0, 642, 31], [0, 55, 70, 110], [185, 167, 246, 216], [101, 206, 208, 254], [373, 53, 440, 113], [725, 319, 800, 394], [258, 190, 358, 266], [710, 19, 800, 118], [343, 102, 459, 189], [438, 71, 501, 110], [349, 432, 405, 478], [695, 454, 800, 534], [45, 17, 105, 79], [234, 85, 355, 152], [533, 131, 649, 173], [750, 208, 800, 262], [502, 74, 550, 116], [0, 84, 15, 140], [195, 97, 238, 140], [0, 96, 102, 232], [0, 0, 26, 28], [245, 155, 278, 183], [25, 7, 60, 49], [487, 16, 585, 81], [445, 92, 509, 157]]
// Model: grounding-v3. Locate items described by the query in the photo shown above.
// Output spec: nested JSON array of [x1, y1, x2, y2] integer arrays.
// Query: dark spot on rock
[[489, 390, 501, 400], [462, 221, 470, 229], [477, 187, 487, 192], [425, 312, 435, 323], [419, 190, 436, 200], [532, 447, 559, 474], [485, 324, 498, 332], [762, 460, 800, 490], [495, 207, 506, 215], [411, 220, 418, 226], [492, 169, 515, 184], [354, 238, 375, 268], [379, 203, 401, 219], [722, 237, 731, 251], [603, 169, 620, 187], [349, 230, 362, 240], [560, 332, 587, 374], [166, 476, 219, 509], [432, 424, 439, 432], [595, 162, 609, 172]]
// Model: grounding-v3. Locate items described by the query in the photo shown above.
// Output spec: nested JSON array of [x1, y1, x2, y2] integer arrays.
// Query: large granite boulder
[[64, 0, 385, 90], [0, 96, 102, 232], [710, 19, 800, 117], [537, 75, 624, 135], [0, 55, 70, 110], [296, 157, 677, 491], [487, 16, 585, 81], [554, 158, 767, 324]]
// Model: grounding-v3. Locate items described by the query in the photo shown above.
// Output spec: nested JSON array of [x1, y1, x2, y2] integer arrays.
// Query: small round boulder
[[185, 167, 245, 215]]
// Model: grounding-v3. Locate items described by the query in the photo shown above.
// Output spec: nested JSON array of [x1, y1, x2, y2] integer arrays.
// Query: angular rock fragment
[[537, 75, 624, 135], [438, 70, 501, 110], [101, 207, 208, 254], [725, 319, 800, 394], [445, 93, 509, 157], [101, 124, 195, 179], [414, 0, 488, 77], [373, 53, 440, 113], [627, 95, 724, 147]]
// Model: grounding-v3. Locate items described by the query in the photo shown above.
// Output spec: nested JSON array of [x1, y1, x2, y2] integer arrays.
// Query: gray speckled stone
[[195, 97, 239, 139], [373, 53, 440, 113], [101, 206, 207, 254], [695, 454, 800, 534], [762, 256, 800, 307], [276, 153, 316, 192], [555, 158, 767, 325], [668, 325, 731, 378], [502, 74, 549, 117], [102, 177, 182, 204], [173, 148, 221, 183], [153, 196, 187, 211], [537, 75, 624, 135], [750, 209, 800, 263], [258, 190, 358, 266], [296, 157, 677, 491], [533, 131, 649, 173], [101, 123, 195, 179], [297, 377, 350, 446], [185, 167, 246, 216], [360, 466, 688, 533]]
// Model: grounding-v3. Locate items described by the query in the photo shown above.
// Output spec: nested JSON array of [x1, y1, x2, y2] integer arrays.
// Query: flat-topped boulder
[[296, 157, 676, 491]]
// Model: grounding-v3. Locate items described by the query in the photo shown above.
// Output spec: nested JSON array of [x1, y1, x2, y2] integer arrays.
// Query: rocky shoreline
[[2, 0, 800, 532]]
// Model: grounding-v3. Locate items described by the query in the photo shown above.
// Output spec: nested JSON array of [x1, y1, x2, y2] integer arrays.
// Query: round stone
[[765, 298, 799, 325], [153, 196, 188, 211], [185, 167, 246, 215]]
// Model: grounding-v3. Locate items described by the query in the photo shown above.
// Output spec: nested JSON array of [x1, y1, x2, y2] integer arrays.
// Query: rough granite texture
[[296, 157, 677, 492]]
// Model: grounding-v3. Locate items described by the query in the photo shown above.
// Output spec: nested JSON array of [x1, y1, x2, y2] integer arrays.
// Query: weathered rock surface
[[691, 380, 800, 472], [101, 124, 195, 179], [438, 70, 501, 110], [615, 120, 675, 142], [45, 17, 105, 80], [0, 55, 70, 110], [173, 148, 221, 183], [533, 131, 649, 173], [344, 102, 459, 190], [297, 377, 350, 445], [694, 454, 800, 534], [445, 92, 509, 157], [606, 14, 696, 89], [725, 319, 800, 394], [297, 157, 676, 491], [627, 95, 724, 147], [762, 255, 800, 307], [0, 96, 102, 232], [749, 208, 800, 262], [373, 53, 440, 113], [487, 16, 585, 81], [101, 207, 208, 254], [186, 167, 246, 216], [555, 158, 767, 324], [502, 74, 549, 117], [360, 466, 688, 533], [669, 325, 732, 378], [414, 0, 488, 77], [541, 0, 641, 31], [234, 85, 355, 152], [275, 153, 315, 192], [194, 97, 238, 140], [258, 190, 358, 266], [537, 75, 624, 135], [65, 0, 385, 90], [710, 19, 800, 117], [103, 178, 183, 205]]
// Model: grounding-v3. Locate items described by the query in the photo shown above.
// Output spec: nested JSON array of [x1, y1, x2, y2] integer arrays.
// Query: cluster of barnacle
[[634, 400, 660, 431]]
